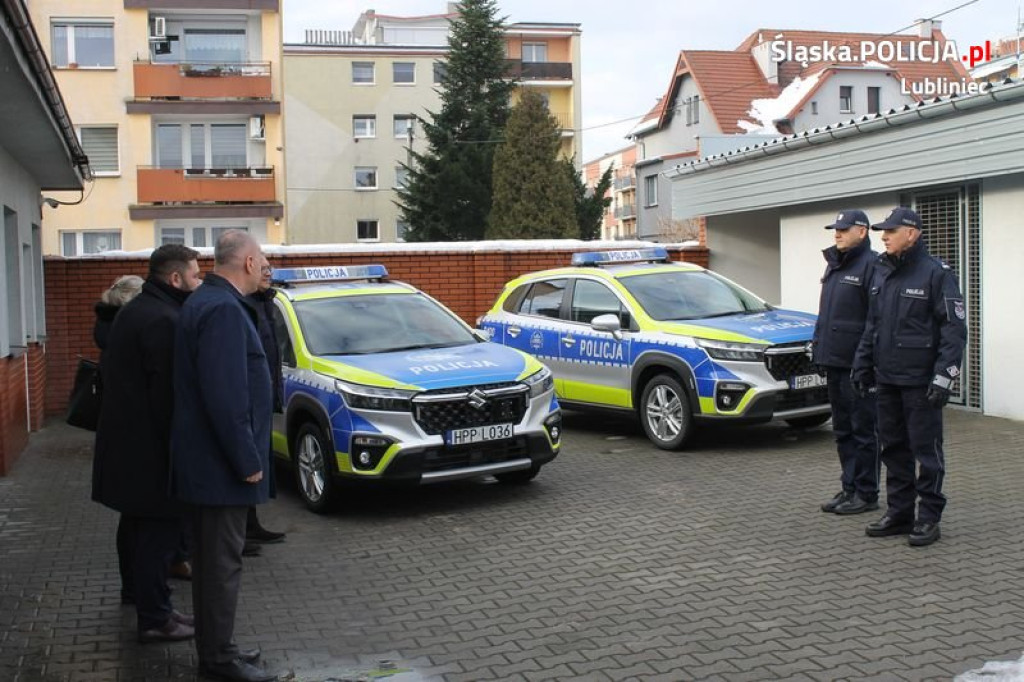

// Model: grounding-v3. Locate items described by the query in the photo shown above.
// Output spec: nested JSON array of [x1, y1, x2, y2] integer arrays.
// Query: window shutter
[[80, 127, 118, 173]]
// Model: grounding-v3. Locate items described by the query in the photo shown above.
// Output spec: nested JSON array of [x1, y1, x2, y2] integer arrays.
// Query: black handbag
[[66, 358, 101, 431]]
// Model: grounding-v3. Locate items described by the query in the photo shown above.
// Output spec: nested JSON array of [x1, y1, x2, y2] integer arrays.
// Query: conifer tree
[[566, 159, 613, 240], [397, 0, 515, 241], [486, 90, 577, 239]]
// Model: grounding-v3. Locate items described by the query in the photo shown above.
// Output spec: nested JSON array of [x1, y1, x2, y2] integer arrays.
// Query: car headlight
[[522, 366, 554, 398], [695, 338, 766, 362], [335, 380, 415, 411]]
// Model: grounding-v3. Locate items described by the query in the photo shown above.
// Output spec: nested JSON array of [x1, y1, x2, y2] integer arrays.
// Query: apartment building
[[583, 146, 636, 241], [284, 7, 581, 244], [29, 0, 285, 255]]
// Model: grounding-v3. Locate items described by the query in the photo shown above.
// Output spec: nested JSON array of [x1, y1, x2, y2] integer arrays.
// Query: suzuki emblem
[[467, 389, 489, 410]]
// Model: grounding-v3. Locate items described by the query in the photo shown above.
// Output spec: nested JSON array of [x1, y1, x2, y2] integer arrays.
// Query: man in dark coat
[[172, 231, 276, 682], [92, 245, 201, 642], [243, 264, 286, 549], [813, 210, 880, 515], [853, 207, 967, 547]]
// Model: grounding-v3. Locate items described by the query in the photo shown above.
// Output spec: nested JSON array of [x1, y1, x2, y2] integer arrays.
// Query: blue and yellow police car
[[478, 248, 830, 450], [269, 265, 561, 512]]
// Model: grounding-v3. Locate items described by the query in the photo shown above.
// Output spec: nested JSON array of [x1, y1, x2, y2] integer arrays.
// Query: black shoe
[[138, 619, 195, 644], [909, 521, 941, 547], [199, 658, 276, 682], [238, 648, 261, 663], [821, 490, 853, 513], [246, 526, 286, 544], [833, 494, 880, 515], [242, 542, 262, 557], [865, 514, 914, 537], [170, 610, 194, 626]]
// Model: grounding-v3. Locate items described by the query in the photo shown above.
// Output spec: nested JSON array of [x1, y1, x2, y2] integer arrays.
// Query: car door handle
[[561, 336, 576, 347], [508, 326, 521, 338]]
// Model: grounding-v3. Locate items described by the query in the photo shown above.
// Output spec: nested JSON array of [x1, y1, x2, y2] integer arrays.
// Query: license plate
[[790, 373, 827, 390], [445, 423, 513, 446]]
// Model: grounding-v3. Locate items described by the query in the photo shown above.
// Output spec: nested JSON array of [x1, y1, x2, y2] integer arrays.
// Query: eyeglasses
[[261, 265, 273, 275]]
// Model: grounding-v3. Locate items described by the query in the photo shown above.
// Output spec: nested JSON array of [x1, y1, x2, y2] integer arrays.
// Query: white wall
[[705, 210, 782, 304], [778, 195, 897, 314], [981, 173, 1024, 420], [791, 71, 909, 131]]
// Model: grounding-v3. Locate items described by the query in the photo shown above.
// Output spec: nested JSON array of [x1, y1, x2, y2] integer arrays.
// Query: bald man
[[172, 231, 276, 682]]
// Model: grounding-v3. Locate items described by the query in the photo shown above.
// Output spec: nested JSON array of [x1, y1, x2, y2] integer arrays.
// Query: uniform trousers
[[876, 384, 947, 523], [825, 366, 879, 501]]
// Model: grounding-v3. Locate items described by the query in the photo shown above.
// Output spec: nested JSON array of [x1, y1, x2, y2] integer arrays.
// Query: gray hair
[[100, 275, 144, 307], [214, 230, 258, 266]]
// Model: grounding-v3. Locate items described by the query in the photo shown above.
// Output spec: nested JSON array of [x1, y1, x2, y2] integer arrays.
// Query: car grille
[[776, 387, 830, 411], [764, 342, 821, 381], [421, 437, 529, 473], [412, 382, 529, 435]]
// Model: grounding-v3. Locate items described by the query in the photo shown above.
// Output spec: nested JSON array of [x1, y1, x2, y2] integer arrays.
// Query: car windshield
[[293, 293, 476, 355], [619, 270, 770, 321]]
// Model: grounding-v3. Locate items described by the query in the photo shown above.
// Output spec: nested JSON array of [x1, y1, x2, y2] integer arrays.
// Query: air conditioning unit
[[249, 115, 265, 141], [150, 16, 166, 40]]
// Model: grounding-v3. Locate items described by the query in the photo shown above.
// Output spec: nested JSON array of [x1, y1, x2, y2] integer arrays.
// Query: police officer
[[814, 210, 879, 515], [852, 207, 967, 547]]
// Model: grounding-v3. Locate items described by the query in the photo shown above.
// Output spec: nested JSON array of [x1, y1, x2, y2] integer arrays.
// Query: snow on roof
[[65, 239, 703, 260], [737, 72, 822, 135], [971, 54, 1019, 80]]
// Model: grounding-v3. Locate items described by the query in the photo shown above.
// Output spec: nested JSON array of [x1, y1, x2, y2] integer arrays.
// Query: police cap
[[872, 207, 922, 231], [824, 209, 870, 230]]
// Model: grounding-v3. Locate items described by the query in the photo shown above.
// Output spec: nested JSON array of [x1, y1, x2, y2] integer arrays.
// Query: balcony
[[125, 0, 279, 9], [614, 175, 636, 190], [615, 204, 637, 219], [136, 167, 276, 204], [547, 110, 573, 132], [504, 59, 573, 80], [134, 61, 272, 100]]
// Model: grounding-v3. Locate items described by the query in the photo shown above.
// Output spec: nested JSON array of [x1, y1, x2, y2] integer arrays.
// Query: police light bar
[[571, 248, 670, 267], [271, 264, 389, 285]]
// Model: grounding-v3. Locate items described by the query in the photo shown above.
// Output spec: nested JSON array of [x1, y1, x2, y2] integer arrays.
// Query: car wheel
[[640, 373, 694, 450], [495, 465, 540, 485], [785, 414, 831, 429], [293, 422, 337, 513]]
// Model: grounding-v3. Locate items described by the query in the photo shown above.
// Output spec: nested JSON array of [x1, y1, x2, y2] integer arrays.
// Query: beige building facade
[[30, 0, 285, 255], [284, 8, 582, 244]]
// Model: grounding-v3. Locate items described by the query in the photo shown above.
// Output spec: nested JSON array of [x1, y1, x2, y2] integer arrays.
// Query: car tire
[[785, 414, 831, 429], [640, 373, 694, 450], [293, 422, 337, 513], [495, 465, 540, 485]]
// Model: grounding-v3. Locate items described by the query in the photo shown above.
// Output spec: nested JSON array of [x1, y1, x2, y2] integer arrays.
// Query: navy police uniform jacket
[[171, 273, 273, 507], [812, 237, 876, 369], [853, 239, 967, 387]]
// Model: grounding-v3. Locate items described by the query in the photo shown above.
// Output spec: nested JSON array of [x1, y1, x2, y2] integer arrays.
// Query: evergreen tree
[[566, 158, 613, 241], [397, 0, 515, 241], [487, 90, 577, 239]]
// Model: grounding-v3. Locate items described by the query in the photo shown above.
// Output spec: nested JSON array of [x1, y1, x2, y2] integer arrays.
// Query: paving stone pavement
[[2, 409, 1024, 681]]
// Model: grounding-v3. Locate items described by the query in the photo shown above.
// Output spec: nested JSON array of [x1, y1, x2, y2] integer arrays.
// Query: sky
[[282, 0, 1023, 161]]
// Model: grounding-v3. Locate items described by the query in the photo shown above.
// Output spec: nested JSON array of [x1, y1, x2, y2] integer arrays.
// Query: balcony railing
[[136, 166, 276, 204], [504, 59, 573, 80], [133, 61, 272, 100], [547, 110, 573, 131], [614, 175, 636, 190], [615, 204, 637, 219]]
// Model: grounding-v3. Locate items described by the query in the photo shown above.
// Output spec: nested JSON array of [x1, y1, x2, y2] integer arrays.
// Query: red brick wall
[[42, 244, 709, 417], [0, 345, 45, 476]]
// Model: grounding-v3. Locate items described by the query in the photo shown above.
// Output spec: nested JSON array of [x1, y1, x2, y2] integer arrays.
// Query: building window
[[643, 175, 658, 207], [355, 167, 378, 190], [394, 166, 409, 188], [396, 220, 409, 242], [352, 61, 375, 84], [78, 126, 119, 175], [693, 95, 699, 124], [51, 20, 114, 68], [392, 62, 415, 84], [839, 85, 853, 113], [60, 230, 122, 256], [867, 86, 881, 115], [183, 28, 246, 64], [159, 225, 246, 247], [433, 61, 447, 84], [811, 100, 818, 115], [685, 97, 693, 125], [393, 115, 415, 138], [357, 220, 379, 241], [522, 42, 548, 63], [156, 122, 246, 169], [353, 115, 376, 138]]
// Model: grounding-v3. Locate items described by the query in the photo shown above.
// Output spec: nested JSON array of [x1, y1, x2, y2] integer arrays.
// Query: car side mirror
[[472, 328, 491, 342], [591, 314, 623, 341]]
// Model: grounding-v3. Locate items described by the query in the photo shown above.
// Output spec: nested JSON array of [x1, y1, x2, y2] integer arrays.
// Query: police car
[[478, 249, 830, 450], [268, 265, 561, 512]]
